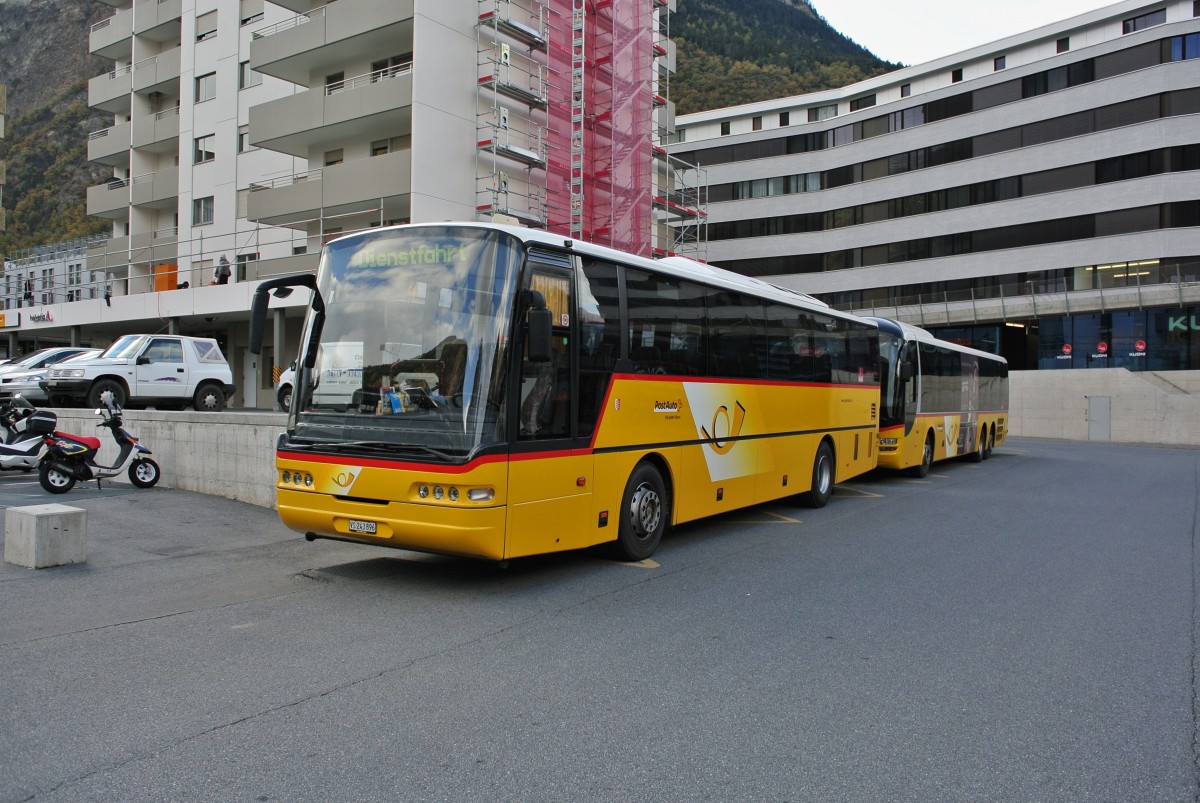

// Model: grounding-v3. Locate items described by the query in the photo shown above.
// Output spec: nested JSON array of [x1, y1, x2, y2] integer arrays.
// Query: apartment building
[[1, 83, 6, 245], [674, 0, 1200, 370], [0, 0, 681, 406]]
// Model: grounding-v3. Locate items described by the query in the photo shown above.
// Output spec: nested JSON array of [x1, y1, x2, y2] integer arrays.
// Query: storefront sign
[[27, 310, 53, 323]]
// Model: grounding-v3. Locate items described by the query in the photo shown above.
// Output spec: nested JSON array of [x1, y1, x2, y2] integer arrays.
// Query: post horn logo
[[701, 401, 746, 455], [332, 471, 356, 488]]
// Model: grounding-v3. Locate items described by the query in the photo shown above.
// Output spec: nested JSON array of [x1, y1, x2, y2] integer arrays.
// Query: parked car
[[0, 349, 102, 404], [0, 347, 98, 379], [41, 334, 236, 411], [275, 362, 295, 411]]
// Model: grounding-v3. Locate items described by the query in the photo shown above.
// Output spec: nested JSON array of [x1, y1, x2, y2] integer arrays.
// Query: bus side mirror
[[525, 290, 552, 363], [899, 361, 913, 382]]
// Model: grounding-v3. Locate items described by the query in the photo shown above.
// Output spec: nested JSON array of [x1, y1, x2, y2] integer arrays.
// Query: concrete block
[[4, 504, 87, 569]]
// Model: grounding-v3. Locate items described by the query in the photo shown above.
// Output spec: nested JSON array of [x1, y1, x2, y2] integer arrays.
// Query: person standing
[[214, 255, 231, 285]]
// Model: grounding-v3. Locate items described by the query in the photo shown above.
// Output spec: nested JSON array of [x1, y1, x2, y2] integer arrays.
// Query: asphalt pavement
[[1, 438, 1197, 802]]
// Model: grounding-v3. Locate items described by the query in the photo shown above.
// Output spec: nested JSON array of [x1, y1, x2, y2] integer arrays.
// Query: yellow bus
[[250, 222, 884, 561], [869, 317, 1009, 477]]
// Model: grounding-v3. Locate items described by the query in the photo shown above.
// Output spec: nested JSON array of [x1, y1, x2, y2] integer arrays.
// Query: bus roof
[[330, 221, 871, 327], [867, 317, 1007, 364]]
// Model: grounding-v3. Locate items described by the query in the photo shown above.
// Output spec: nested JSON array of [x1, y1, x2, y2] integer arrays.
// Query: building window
[[1195, 0, 1199, 17], [951, 68, 964, 83], [324, 149, 343, 167], [238, 61, 261, 89], [808, 104, 837, 122], [994, 55, 1006, 71], [900, 84, 911, 98], [779, 111, 789, 126], [719, 121, 730, 136], [849, 94, 876, 112], [193, 134, 215, 164], [370, 136, 410, 157], [237, 125, 252, 153], [192, 196, 214, 226], [1123, 9, 1166, 34], [196, 11, 217, 42], [195, 72, 216, 103], [240, 0, 264, 25], [371, 54, 412, 80], [325, 72, 345, 94], [1057, 37, 1070, 53]]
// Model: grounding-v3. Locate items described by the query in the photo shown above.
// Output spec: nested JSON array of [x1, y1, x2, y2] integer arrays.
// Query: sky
[[810, 0, 1115, 66]]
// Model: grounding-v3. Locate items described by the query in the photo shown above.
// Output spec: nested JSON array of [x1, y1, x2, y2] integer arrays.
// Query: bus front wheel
[[613, 462, 667, 561], [799, 442, 834, 508], [909, 432, 934, 478]]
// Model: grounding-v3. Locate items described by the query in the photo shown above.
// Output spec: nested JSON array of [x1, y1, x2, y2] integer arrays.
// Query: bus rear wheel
[[799, 442, 834, 508], [612, 462, 667, 561], [909, 432, 934, 478]]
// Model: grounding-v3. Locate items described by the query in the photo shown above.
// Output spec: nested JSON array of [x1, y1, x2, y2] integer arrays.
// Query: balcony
[[87, 179, 131, 219], [89, 66, 133, 114], [250, 0, 413, 86], [249, 66, 412, 157], [89, 7, 133, 59], [129, 167, 179, 209], [248, 149, 412, 226], [132, 48, 181, 96], [263, 0, 325, 13], [88, 122, 131, 166], [134, 0, 182, 42], [132, 107, 180, 153]]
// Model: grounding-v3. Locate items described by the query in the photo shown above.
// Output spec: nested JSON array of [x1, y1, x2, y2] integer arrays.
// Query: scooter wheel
[[129, 457, 161, 488], [39, 462, 76, 494]]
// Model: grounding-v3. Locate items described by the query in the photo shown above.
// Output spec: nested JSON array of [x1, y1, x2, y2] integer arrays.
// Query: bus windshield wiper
[[330, 441, 458, 461]]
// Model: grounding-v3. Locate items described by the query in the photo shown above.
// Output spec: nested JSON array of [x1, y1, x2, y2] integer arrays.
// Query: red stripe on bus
[[277, 449, 507, 474]]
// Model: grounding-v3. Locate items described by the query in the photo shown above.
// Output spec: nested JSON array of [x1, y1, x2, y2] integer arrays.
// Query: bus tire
[[984, 425, 995, 460], [909, 432, 934, 478], [613, 462, 667, 561], [799, 441, 834, 508], [968, 429, 985, 463]]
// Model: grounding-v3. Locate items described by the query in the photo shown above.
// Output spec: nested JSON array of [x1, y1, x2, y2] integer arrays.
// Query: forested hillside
[[0, 0, 896, 255], [671, 0, 898, 114]]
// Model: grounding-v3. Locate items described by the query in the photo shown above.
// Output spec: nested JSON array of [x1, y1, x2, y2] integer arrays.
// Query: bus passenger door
[[507, 264, 594, 558]]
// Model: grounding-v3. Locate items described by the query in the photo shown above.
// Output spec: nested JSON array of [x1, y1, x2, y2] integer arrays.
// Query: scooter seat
[[58, 433, 102, 451]]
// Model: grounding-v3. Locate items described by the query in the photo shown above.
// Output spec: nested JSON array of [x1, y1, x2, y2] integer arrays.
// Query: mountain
[[0, 0, 112, 255], [670, 0, 899, 114], [0, 0, 897, 255]]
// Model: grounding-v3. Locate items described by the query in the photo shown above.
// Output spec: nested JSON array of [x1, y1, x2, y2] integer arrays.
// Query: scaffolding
[[476, 0, 552, 227]]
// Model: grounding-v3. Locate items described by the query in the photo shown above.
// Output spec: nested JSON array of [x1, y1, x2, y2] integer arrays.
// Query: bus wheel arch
[[799, 438, 835, 508], [909, 430, 935, 478], [612, 457, 671, 561]]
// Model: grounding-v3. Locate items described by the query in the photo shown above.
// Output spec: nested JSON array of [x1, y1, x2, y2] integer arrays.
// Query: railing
[[89, 127, 112, 140], [248, 169, 323, 192], [155, 106, 179, 120], [325, 63, 412, 95], [102, 63, 133, 80], [153, 227, 178, 240], [91, 16, 114, 33], [250, 5, 327, 39]]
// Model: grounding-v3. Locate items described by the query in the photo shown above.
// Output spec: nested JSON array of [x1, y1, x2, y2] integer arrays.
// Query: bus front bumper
[[277, 487, 508, 561]]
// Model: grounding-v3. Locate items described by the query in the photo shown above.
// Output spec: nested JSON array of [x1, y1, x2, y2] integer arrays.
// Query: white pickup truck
[[41, 334, 236, 411]]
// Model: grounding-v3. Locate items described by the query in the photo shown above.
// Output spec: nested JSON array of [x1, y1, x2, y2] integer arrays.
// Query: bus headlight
[[468, 488, 494, 502], [418, 485, 429, 498], [282, 471, 291, 484], [433, 486, 444, 500], [448, 487, 459, 502], [880, 437, 898, 445]]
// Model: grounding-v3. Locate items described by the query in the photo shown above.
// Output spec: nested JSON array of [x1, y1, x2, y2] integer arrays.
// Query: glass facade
[[938, 307, 1200, 371]]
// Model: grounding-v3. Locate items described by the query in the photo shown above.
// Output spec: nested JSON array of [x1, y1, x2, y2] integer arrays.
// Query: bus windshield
[[289, 226, 524, 461]]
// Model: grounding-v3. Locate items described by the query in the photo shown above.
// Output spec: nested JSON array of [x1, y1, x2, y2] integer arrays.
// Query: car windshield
[[289, 226, 523, 462], [101, 335, 149, 359]]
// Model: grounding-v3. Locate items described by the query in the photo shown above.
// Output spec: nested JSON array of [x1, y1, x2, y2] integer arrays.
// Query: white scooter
[[0, 396, 51, 473], [36, 399, 160, 494]]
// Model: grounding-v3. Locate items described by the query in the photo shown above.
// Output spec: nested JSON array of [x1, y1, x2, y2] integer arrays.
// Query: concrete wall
[[48, 409, 285, 509], [45, 368, 1197, 511], [1009, 369, 1200, 446]]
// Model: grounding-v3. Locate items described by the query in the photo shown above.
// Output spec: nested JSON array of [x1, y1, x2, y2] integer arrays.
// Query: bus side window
[[577, 258, 621, 439]]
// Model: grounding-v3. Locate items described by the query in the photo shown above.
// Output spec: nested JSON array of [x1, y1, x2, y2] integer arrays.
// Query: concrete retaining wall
[[48, 409, 285, 509], [45, 367, 1197, 510], [1009, 369, 1200, 446]]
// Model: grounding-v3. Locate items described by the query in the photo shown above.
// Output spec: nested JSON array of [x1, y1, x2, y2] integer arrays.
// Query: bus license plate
[[348, 519, 377, 535]]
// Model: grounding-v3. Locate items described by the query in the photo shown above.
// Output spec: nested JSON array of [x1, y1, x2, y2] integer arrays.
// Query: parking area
[[1, 438, 1197, 801]]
